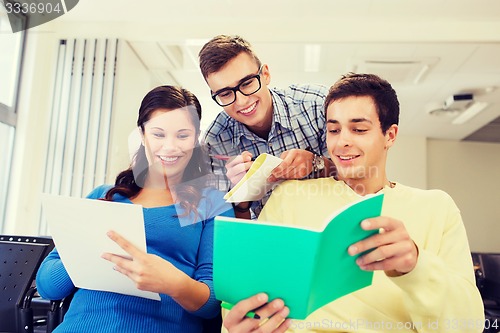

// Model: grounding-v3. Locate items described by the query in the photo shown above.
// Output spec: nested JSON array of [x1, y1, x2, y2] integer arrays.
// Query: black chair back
[[0, 241, 49, 332], [202, 312, 223, 333], [479, 253, 500, 305], [0, 235, 54, 259]]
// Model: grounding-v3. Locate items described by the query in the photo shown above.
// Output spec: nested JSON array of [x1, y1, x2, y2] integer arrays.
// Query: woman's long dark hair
[[104, 85, 210, 218]]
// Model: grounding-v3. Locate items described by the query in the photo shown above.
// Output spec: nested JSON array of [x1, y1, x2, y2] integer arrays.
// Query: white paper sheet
[[41, 193, 161, 300], [223, 153, 283, 203]]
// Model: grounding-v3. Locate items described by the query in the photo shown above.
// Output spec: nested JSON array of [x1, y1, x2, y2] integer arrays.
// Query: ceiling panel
[[47, 0, 500, 142], [464, 116, 500, 143]]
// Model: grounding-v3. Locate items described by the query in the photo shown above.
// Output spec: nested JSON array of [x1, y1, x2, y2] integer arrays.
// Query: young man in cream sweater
[[222, 73, 484, 333]]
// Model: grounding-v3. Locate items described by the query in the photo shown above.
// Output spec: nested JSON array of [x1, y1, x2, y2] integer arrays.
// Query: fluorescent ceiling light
[[451, 101, 489, 125], [413, 64, 430, 84]]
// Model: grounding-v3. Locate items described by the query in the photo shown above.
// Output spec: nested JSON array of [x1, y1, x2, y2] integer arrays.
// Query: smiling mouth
[[158, 156, 180, 163], [337, 155, 360, 161], [239, 101, 257, 115]]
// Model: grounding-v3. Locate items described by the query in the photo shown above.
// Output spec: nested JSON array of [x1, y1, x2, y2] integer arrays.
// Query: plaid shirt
[[203, 84, 328, 217]]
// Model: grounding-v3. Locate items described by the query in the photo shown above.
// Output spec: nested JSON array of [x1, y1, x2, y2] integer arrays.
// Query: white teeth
[[240, 102, 256, 114], [339, 156, 357, 160], [159, 156, 178, 162]]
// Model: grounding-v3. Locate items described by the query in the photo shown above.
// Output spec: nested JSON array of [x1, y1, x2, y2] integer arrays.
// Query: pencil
[[209, 154, 231, 161], [221, 301, 261, 319], [209, 154, 257, 161]]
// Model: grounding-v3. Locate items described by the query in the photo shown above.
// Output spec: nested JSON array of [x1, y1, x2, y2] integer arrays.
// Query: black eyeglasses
[[211, 66, 263, 107]]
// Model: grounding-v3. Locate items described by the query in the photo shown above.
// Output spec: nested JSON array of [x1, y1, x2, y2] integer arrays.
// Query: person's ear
[[140, 130, 145, 146], [261, 64, 271, 85], [385, 124, 398, 149]]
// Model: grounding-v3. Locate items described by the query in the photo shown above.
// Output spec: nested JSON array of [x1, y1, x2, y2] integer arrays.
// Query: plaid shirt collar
[[229, 89, 296, 148]]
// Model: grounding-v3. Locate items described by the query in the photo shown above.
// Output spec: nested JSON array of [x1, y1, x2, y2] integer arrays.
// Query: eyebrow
[[151, 127, 195, 132], [327, 118, 373, 124], [212, 72, 258, 94]]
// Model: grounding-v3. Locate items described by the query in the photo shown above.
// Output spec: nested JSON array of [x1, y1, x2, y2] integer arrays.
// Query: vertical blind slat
[[50, 39, 75, 194], [95, 39, 118, 185], [42, 40, 67, 196], [82, 39, 105, 196], [72, 40, 93, 197], [61, 39, 85, 196]]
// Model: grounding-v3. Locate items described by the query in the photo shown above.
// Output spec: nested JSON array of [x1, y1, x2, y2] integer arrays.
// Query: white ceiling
[[44, 0, 500, 141]]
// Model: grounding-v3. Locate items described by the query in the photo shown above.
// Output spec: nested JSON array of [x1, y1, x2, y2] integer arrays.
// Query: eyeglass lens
[[214, 75, 261, 106]]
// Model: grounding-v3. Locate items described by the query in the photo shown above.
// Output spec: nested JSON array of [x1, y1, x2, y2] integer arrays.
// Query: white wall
[[387, 137, 500, 252], [387, 135, 427, 189], [427, 139, 500, 252]]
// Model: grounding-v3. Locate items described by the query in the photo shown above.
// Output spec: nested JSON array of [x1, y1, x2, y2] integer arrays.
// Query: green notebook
[[213, 193, 384, 319]]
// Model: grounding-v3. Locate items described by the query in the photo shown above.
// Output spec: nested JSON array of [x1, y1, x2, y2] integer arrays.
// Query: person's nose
[[233, 90, 251, 107], [337, 130, 352, 147], [161, 136, 178, 152]]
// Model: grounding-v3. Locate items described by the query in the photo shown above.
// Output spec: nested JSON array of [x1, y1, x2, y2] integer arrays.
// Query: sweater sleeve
[[389, 194, 484, 333], [190, 189, 234, 319], [35, 247, 76, 300]]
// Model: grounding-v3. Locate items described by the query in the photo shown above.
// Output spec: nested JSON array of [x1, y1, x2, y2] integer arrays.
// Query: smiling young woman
[[36, 85, 234, 333]]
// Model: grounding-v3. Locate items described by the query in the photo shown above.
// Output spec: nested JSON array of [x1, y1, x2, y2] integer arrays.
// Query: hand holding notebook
[[223, 153, 283, 203], [213, 193, 384, 319]]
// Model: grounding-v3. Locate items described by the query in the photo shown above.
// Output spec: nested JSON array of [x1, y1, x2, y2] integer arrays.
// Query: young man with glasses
[[199, 35, 334, 217]]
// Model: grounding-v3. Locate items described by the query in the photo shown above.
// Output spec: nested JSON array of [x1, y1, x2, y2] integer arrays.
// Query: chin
[[337, 167, 362, 180]]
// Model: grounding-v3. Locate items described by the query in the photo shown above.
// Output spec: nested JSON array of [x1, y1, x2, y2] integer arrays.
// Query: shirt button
[[277, 130, 282, 134], [268, 143, 272, 147]]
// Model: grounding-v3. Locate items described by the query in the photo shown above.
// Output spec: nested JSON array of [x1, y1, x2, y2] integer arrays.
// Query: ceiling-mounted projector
[[426, 93, 474, 116], [444, 93, 473, 110], [426, 91, 489, 123]]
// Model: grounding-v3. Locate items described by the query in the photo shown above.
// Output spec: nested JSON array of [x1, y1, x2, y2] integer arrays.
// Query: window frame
[[0, 1, 28, 230]]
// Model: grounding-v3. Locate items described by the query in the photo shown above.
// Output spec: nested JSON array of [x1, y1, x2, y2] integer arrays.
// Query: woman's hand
[[101, 230, 183, 296], [102, 230, 211, 311]]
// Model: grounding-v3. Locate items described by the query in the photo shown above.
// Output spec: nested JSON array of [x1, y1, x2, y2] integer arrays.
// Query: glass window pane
[[0, 122, 14, 225], [0, 8, 23, 107], [0, 4, 25, 231]]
